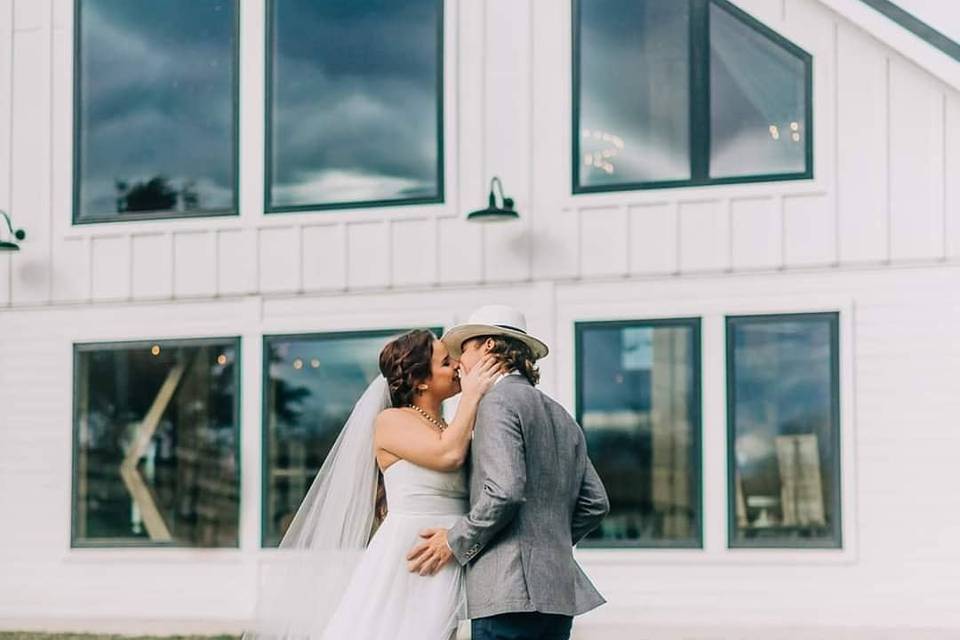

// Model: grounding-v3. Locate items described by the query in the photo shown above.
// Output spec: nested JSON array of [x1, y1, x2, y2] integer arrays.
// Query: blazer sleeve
[[571, 455, 610, 546], [447, 393, 526, 566]]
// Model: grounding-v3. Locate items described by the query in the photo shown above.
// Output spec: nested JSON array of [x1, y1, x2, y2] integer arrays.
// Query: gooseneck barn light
[[467, 176, 519, 223], [0, 210, 25, 252]]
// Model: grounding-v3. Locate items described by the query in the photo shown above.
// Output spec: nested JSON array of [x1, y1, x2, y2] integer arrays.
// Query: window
[[266, 0, 444, 212], [726, 313, 841, 548], [74, 0, 239, 223], [573, 0, 812, 192], [262, 328, 441, 546], [72, 339, 241, 547], [576, 319, 702, 547]]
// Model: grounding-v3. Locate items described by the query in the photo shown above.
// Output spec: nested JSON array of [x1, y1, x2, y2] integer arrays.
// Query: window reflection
[[709, 2, 808, 178], [577, 320, 701, 547], [267, 0, 443, 211], [73, 340, 240, 547], [75, 0, 238, 222], [573, 0, 811, 192], [576, 0, 691, 188], [262, 329, 441, 546], [727, 314, 841, 548]]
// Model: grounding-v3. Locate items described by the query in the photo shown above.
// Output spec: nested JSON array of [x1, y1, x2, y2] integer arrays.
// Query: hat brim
[[441, 324, 549, 360]]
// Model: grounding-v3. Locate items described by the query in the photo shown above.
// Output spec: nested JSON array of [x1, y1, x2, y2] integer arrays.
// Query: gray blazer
[[447, 374, 610, 619]]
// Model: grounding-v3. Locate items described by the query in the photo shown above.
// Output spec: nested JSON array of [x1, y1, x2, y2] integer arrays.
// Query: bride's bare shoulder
[[375, 407, 416, 430]]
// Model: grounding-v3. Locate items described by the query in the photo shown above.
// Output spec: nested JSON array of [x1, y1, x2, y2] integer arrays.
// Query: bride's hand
[[459, 356, 500, 400]]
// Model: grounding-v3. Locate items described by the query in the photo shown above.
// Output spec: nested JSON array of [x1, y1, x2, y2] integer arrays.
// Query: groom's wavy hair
[[467, 335, 541, 386]]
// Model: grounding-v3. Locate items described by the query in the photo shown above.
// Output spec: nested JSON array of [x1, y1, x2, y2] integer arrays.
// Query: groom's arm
[[447, 393, 526, 566], [571, 456, 609, 545]]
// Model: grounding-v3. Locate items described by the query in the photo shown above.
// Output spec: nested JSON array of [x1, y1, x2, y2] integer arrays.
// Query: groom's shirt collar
[[493, 369, 521, 386]]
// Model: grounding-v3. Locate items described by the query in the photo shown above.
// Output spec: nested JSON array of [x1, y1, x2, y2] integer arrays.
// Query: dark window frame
[[70, 336, 243, 548], [571, 0, 814, 194], [263, 0, 446, 215], [574, 317, 703, 549], [261, 327, 443, 547], [72, 0, 242, 225], [725, 312, 842, 549]]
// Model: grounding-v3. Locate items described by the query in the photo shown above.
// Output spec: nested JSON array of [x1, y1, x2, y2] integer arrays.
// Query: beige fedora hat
[[442, 304, 549, 360]]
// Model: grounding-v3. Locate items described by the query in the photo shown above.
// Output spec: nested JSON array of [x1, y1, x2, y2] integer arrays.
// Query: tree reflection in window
[[262, 329, 441, 547]]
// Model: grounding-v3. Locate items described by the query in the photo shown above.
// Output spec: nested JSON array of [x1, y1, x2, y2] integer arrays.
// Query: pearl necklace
[[405, 403, 448, 432]]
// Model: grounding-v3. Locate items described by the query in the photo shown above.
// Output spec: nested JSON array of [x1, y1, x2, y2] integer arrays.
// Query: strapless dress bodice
[[382, 459, 468, 516]]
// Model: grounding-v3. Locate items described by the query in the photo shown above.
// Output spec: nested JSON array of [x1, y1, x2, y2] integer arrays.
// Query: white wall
[[2, 267, 960, 636], [2, 0, 960, 636], [0, 0, 957, 305]]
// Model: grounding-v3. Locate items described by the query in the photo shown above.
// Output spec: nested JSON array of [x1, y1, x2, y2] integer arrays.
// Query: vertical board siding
[[888, 59, 946, 261], [173, 231, 217, 298], [580, 205, 628, 277], [301, 224, 346, 292], [783, 193, 837, 266], [346, 221, 390, 289], [131, 233, 172, 300], [10, 3, 51, 305], [90, 235, 129, 301], [679, 200, 730, 273], [0, 0, 12, 306], [481, 0, 532, 283], [836, 24, 889, 263], [947, 91, 960, 260], [391, 218, 435, 287], [0, 0, 955, 303], [730, 197, 782, 270], [217, 228, 256, 296], [629, 203, 678, 276], [258, 226, 300, 294]]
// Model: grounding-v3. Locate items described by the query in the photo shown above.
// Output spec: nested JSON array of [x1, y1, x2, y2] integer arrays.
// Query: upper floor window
[[573, 0, 812, 193], [74, 0, 239, 223], [266, 0, 444, 213]]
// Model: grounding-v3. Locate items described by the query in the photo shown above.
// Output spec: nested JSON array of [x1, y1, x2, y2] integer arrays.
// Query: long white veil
[[243, 375, 392, 639]]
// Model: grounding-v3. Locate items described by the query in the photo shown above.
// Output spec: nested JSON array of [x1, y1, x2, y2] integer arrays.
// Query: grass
[[0, 635, 239, 640]]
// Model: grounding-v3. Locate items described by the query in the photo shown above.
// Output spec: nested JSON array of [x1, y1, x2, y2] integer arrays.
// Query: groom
[[406, 304, 610, 640]]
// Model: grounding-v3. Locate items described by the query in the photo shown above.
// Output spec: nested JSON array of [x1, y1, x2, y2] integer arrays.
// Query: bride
[[244, 329, 500, 640]]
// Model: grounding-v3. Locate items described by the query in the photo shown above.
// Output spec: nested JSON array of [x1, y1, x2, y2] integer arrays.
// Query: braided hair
[[378, 329, 436, 408]]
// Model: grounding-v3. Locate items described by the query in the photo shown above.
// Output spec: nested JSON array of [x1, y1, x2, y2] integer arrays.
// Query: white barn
[[1, 0, 959, 637]]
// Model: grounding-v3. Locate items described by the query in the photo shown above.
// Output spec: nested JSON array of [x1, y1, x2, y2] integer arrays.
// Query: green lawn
[[0, 635, 238, 640]]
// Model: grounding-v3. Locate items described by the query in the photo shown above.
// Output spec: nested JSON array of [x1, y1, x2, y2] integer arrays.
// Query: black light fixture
[[467, 176, 519, 223], [0, 210, 25, 252]]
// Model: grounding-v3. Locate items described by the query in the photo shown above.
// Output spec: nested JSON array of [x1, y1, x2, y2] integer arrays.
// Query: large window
[[573, 0, 812, 192], [266, 0, 444, 213], [576, 319, 702, 547], [262, 328, 441, 546], [726, 313, 841, 548], [72, 339, 240, 547], [74, 0, 239, 223]]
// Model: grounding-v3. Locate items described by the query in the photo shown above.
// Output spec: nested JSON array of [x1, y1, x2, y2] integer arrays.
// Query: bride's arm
[[374, 356, 499, 472]]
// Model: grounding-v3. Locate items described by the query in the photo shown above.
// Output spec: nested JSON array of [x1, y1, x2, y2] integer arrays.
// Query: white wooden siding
[[0, 0, 955, 306]]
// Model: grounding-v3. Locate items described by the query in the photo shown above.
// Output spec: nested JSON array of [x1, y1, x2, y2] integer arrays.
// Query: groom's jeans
[[471, 612, 573, 640]]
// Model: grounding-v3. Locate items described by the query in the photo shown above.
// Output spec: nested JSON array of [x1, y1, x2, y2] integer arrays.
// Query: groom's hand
[[406, 528, 452, 576]]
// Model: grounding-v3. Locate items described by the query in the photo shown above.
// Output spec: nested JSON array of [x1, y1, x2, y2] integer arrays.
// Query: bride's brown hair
[[371, 329, 436, 532], [378, 329, 436, 408]]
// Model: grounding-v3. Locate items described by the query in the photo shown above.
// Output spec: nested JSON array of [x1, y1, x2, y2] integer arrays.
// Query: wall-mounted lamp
[[0, 210, 26, 252], [467, 176, 519, 223]]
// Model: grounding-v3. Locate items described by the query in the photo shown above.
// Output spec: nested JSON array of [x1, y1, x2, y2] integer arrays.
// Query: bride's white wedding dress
[[318, 458, 468, 640]]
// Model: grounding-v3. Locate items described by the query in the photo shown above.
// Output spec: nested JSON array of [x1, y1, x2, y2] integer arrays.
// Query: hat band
[[493, 323, 527, 335]]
